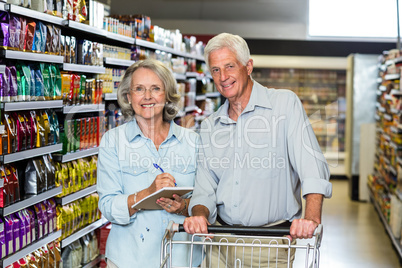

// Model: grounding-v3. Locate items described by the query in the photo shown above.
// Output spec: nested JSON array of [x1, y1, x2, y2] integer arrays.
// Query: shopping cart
[[160, 221, 323, 268]]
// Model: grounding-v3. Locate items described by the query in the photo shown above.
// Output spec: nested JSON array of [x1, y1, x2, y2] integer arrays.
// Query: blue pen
[[153, 163, 177, 186]]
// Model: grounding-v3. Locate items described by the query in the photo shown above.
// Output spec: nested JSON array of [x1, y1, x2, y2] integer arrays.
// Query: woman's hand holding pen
[[147, 173, 176, 194]]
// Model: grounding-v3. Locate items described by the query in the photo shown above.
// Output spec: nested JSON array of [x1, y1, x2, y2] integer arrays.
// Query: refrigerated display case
[[345, 54, 378, 201]]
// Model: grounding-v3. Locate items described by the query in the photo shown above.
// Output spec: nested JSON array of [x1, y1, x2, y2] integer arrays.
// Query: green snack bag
[[40, 63, 50, 100], [80, 74, 86, 104], [15, 67, 24, 101], [53, 64, 62, 99], [20, 64, 31, 101]]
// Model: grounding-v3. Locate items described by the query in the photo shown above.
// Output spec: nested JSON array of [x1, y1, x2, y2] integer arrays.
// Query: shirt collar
[[213, 80, 273, 124], [125, 118, 182, 143]]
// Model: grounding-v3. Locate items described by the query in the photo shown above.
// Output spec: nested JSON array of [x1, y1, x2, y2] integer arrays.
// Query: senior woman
[[97, 59, 202, 267]]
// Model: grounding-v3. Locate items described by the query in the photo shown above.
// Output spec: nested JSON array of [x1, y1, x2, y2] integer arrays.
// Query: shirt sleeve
[[188, 125, 219, 224], [287, 92, 333, 198], [97, 128, 134, 225]]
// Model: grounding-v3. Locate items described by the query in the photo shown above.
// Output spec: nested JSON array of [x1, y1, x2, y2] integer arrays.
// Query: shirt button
[[236, 181, 239, 185], [134, 171, 137, 174], [183, 169, 186, 172], [234, 204, 237, 208]]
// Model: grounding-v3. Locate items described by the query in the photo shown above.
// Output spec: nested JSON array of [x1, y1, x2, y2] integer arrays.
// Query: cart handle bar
[[174, 223, 322, 238]]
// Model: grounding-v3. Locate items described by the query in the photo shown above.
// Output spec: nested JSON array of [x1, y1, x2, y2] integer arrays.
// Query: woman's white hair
[[117, 59, 180, 122]]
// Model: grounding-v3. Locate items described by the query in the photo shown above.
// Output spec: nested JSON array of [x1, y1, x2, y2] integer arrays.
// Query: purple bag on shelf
[[16, 211, 27, 249], [34, 203, 44, 239], [27, 208, 36, 243], [9, 214, 20, 253], [0, 11, 9, 49], [9, 66, 17, 102], [8, 14, 20, 49], [0, 218, 5, 259], [21, 209, 31, 245], [1, 68, 10, 102], [4, 215, 13, 256]]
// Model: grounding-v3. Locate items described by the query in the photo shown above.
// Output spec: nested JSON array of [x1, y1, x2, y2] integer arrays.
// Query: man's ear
[[246, 59, 253, 75]]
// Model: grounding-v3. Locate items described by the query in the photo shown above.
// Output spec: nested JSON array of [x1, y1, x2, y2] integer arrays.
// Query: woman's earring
[[165, 101, 168, 105], [129, 101, 132, 104]]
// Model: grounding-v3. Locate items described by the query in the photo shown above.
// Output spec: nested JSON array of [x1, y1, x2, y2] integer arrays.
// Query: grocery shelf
[[82, 255, 103, 268], [0, 50, 64, 63], [0, 143, 62, 164], [184, 105, 198, 112], [390, 89, 402, 96], [104, 93, 117, 101], [186, 72, 206, 80], [135, 39, 204, 61], [0, 230, 62, 267], [62, 63, 106, 74], [65, 20, 106, 36], [206, 92, 221, 98], [0, 186, 62, 216], [56, 185, 97, 206], [174, 73, 187, 80], [1, 100, 63, 111], [104, 57, 135, 67], [368, 187, 402, 260], [53, 147, 99, 163], [196, 95, 206, 101], [5, 4, 64, 25], [105, 32, 135, 44], [385, 56, 402, 66], [384, 73, 400, 80], [61, 218, 108, 248], [379, 85, 387, 91], [63, 104, 105, 114]]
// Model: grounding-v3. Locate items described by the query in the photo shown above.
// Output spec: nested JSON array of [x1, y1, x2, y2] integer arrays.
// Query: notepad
[[131, 187, 194, 210]]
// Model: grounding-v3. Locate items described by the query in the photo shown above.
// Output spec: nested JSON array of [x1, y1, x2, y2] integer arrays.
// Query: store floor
[[294, 179, 401, 268]]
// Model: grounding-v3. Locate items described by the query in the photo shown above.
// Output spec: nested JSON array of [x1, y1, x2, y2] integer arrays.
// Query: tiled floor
[[294, 179, 401, 268]]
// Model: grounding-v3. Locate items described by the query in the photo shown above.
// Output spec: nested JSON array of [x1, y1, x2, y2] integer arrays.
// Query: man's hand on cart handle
[[183, 205, 211, 234], [289, 218, 320, 241]]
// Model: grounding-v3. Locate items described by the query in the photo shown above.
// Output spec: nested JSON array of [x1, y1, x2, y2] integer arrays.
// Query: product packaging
[[0, 11, 10, 49], [8, 165, 20, 203], [8, 66, 17, 102], [4, 215, 13, 256], [18, 17, 26, 51], [1, 68, 10, 102], [29, 111, 38, 149], [8, 14, 20, 50], [4, 113, 16, 154], [23, 20, 36, 52], [9, 214, 20, 253], [0, 218, 5, 259], [41, 110, 51, 146], [14, 211, 27, 249], [43, 154, 55, 190], [23, 113, 31, 150], [24, 158, 46, 196], [34, 67, 45, 101], [70, 36, 76, 63], [46, 24, 53, 54], [26, 208, 36, 243], [15, 113, 27, 152]]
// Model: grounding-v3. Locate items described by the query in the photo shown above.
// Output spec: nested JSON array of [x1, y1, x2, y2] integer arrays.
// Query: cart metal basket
[[160, 221, 323, 268]]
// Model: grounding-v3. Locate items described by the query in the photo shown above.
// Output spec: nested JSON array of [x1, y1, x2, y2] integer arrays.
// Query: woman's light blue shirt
[[97, 119, 202, 267]]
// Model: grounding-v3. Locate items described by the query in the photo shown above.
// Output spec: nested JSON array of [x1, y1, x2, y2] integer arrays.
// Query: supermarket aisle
[[294, 179, 401, 268]]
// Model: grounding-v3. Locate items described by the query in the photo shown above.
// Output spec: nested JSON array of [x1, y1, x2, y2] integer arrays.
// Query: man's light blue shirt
[[189, 81, 332, 226], [97, 119, 202, 267]]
